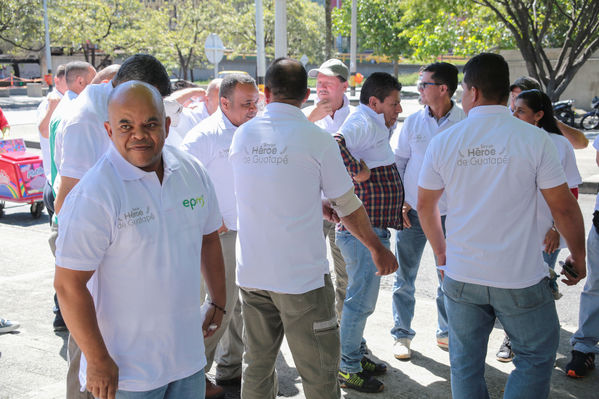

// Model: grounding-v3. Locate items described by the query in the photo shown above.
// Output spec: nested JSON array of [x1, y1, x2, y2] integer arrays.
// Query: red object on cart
[[0, 138, 45, 218]]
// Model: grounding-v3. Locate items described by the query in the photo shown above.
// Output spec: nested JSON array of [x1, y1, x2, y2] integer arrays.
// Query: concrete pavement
[[1, 94, 599, 398]]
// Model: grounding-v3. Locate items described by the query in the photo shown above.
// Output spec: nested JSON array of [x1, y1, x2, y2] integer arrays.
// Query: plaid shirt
[[334, 134, 404, 231]]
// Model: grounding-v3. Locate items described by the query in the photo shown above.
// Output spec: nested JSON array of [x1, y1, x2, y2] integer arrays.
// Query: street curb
[[580, 181, 599, 195]]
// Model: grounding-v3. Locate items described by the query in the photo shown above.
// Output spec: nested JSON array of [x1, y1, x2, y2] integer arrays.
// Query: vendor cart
[[0, 138, 45, 218]]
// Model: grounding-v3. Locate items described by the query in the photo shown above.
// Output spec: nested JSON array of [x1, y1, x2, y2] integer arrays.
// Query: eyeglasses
[[417, 81, 443, 90]]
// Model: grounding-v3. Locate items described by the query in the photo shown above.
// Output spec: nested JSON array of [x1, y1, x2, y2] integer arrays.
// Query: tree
[[0, 0, 44, 53], [332, 0, 408, 76], [471, 0, 599, 100], [325, 0, 332, 59]]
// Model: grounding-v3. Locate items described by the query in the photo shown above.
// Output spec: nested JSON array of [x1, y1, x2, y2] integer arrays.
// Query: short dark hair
[[219, 74, 257, 99], [55, 64, 66, 79], [510, 76, 541, 92], [423, 62, 459, 97], [516, 89, 561, 135], [65, 61, 93, 85], [113, 54, 171, 97], [463, 53, 510, 104], [359, 72, 402, 105], [265, 58, 307, 102]]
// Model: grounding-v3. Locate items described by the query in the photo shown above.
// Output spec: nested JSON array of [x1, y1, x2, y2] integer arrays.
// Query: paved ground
[[1, 95, 599, 398]]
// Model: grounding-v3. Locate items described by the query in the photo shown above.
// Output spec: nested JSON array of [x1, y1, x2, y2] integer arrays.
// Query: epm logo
[[183, 195, 205, 210]]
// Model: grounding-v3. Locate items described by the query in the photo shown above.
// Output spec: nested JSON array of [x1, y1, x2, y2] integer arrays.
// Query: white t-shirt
[[59, 82, 114, 180], [36, 88, 64, 181], [594, 136, 599, 211], [418, 105, 566, 289], [50, 90, 78, 185], [166, 107, 204, 148], [181, 109, 238, 230], [229, 102, 354, 294], [302, 95, 355, 134], [56, 145, 221, 392], [537, 133, 581, 250], [339, 103, 395, 169], [390, 104, 466, 213]]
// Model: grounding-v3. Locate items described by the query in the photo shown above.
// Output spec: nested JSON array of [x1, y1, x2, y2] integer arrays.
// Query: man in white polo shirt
[[181, 73, 259, 398], [418, 53, 586, 399], [54, 81, 226, 399], [51, 54, 173, 399], [303, 58, 355, 319], [229, 58, 397, 399], [389, 62, 465, 359]]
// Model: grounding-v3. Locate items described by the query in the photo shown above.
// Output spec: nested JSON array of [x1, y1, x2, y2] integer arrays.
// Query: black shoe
[[53, 313, 68, 332], [496, 335, 514, 363], [338, 370, 384, 393], [360, 356, 387, 376], [566, 350, 595, 378]]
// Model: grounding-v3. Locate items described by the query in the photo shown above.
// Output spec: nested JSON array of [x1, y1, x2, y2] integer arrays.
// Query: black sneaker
[[566, 350, 595, 378], [338, 370, 384, 393], [361, 356, 387, 376], [496, 335, 514, 363]]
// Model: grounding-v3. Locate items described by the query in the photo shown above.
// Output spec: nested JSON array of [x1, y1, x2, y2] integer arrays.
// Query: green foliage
[[0, 0, 44, 53]]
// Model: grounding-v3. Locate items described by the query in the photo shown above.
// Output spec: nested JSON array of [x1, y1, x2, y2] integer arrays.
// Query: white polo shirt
[[37, 88, 64, 181], [390, 103, 466, 214], [302, 95, 355, 134], [50, 90, 78, 188], [537, 133, 581, 250], [181, 109, 238, 230], [60, 82, 114, 180], [56, 145, 221, 392], [229, 102, 354, 294], [418, 105, 566, 289], [338, 103, 395, 169], [595, 136, 599, 211]]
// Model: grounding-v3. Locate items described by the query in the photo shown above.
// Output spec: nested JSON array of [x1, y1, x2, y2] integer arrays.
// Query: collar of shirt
[[425, 101, 460, 126], [64, 90, 78, 101], [357, 103, 388, 131], [264, 102, 306, 119], [467, 104, 511, 118], [216, 108, 237, 131], [107, 145, 180, 182]]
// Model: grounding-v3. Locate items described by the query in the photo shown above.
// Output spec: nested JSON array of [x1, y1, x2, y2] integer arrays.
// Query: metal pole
[[255, 0, 266, 87], [274, 0, 287, 58], [43, 0, 53, 89], [350, 0, 357, 96]]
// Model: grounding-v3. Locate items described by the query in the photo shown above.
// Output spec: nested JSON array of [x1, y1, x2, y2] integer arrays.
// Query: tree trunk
[[393, 59, 399, 79], [325, 0, 332, 59]]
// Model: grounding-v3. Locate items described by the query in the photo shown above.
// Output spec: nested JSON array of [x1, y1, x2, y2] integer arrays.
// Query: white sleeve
[[199, 166, 223, 234], [60, 119, 108, 179], [56, 192, 112, 271], [320, 137, 354, 200], [391, 119, 411, 159], [562, 141, 582, 188], [537, 134, 567, 190], [418, 138, 445, 190], [180, 129, 211, 166], [339, 117, 368, 155]]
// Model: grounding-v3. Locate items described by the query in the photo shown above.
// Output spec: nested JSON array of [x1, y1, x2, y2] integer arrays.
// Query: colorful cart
[[0, 138, 45, 218]]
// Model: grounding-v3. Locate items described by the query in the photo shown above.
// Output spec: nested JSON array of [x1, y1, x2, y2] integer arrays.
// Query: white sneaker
[[437, 336, 449, 349], [0, 318, 19, 334], [393, 338, 412, 360]]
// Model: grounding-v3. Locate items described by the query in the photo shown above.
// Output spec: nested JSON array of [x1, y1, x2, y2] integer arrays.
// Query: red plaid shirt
[[334, 134, 404, 231]]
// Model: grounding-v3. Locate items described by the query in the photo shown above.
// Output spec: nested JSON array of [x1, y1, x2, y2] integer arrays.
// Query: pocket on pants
[[508, 278, 552, 309], [313, 317, 340, 372], [442, 276, 465, 301]]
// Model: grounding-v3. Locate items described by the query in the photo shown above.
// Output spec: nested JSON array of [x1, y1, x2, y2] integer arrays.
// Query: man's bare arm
[[167, 88, 207, 105], [54, 267, 118, 399], [417, 187, 446, 268], [339, 206, 398, 276], [54, 175, 80, 215], [37, 96, 61, 138], [200, 231, 227, 337], [557, 119, 588, 149], [541, 183, 586, 284]]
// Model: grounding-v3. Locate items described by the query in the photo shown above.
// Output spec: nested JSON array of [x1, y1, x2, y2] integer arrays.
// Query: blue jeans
[[336, 227, 390, 373], [391, 209, 448, 340], [443, 276, 558, 399], [115, 369, 205, 399], [571, 226, 599, 354]]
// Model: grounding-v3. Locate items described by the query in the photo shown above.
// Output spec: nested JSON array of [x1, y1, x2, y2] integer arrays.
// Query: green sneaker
[[361, 356, 387, 376], [338, 370, 384, 393]]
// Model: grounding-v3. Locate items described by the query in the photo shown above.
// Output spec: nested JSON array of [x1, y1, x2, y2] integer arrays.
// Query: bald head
[[205, 78, 222, 115], [92, 64, 120, 85], [105, 81, 169, 175]]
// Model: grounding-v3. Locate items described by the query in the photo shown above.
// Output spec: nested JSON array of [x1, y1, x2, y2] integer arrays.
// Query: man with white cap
[[303, 59, 355, 319]]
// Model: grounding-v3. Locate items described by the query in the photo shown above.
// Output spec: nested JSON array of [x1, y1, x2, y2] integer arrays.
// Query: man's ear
[[301, 88, 311, 104], [368, 95, 379, 110], [264, 87, 273, 104], [104, 121, 113, 139], [164, 116, 171, 139], [220, 96, 229, 111]]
